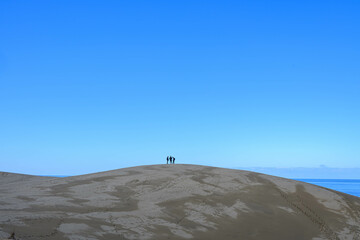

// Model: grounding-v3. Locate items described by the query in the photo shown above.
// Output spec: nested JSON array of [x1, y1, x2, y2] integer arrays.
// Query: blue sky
[[1, 0, 359, 175]]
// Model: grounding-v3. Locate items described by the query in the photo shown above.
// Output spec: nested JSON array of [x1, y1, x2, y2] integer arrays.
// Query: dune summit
[[0, 164, 359, 240]]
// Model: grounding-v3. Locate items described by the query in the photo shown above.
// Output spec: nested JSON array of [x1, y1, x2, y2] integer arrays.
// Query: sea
[[295, 179, 360, 197]]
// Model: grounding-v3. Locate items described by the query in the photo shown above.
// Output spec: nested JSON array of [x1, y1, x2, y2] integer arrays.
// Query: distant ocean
[[296, 179, 360, 197]]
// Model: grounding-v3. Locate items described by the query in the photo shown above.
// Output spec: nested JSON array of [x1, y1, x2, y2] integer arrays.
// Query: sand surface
[[0, 164, 359, 240]]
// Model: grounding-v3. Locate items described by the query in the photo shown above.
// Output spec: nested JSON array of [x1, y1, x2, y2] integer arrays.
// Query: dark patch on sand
[[106, 185, 139, 211], [0, 217, 65, 240], [16, 196, 36, 201]]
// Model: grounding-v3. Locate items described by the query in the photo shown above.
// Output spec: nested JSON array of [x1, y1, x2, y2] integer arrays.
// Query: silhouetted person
[[169, 156, 173, 164], [166, 156, 169, 164], [173, 157, 175, 164]]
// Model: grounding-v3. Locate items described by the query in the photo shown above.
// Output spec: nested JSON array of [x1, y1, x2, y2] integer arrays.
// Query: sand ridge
[[0, 164, 359, 240]]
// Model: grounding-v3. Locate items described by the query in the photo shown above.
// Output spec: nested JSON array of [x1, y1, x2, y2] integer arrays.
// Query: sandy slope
[[0, 164, 359, 240]]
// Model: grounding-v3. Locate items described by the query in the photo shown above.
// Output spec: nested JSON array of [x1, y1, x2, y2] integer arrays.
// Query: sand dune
[[0, 164, 359, 240]]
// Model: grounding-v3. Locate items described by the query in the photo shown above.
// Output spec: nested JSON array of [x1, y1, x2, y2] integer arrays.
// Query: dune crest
[[0, 164, 359, 240]]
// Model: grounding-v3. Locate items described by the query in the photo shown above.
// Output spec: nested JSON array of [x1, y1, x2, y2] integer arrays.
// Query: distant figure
[[173, 157, 175, 164], [169, 156, 173, 164], [166, 156, 169, 164]]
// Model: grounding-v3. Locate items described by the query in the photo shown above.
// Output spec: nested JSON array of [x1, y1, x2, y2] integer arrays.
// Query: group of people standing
[[166, 156, 175, 164]]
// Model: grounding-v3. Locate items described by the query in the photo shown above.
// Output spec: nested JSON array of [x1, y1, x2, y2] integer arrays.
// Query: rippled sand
[[1, 164, 359, 240]]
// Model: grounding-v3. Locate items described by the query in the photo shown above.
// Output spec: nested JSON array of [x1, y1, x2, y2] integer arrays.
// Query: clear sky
[[1, 0, 359, 175]]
